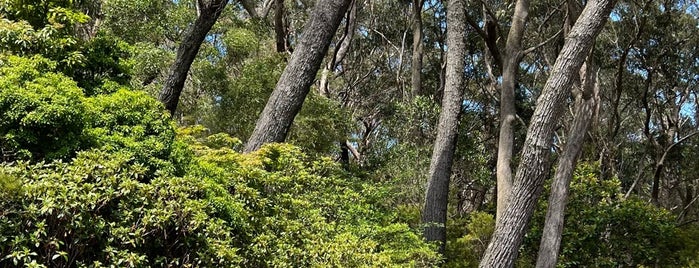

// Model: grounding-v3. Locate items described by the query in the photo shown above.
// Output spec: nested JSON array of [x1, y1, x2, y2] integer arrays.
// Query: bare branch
[[522, 29, 563, 56]]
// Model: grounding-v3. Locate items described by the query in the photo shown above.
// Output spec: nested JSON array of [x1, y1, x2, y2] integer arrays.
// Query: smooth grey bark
[[495, 0, 530, 225], [240, 0, 275, 19], [421, 0, 467, 253], [536, 51, 598, 268], [244, 0, 352, 152], [410, 0, 425, 98], [479, 0, 616, 266], [159, 0, 228, 116]]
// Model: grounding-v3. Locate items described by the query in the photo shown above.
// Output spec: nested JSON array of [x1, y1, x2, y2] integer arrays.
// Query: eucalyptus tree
[[421, 0, 467, 253], [479, 0, 616, 265], [244, 0, 353, 152], [159, 0, 229, 115], [536, 4, 600, 266]]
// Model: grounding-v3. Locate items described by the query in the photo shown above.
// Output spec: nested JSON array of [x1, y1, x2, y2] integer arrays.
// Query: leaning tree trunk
[[421, 0, 467, 254], [244, 0, 353, 152], [479, 0, 616, 266], [495, 0, 530, 225], [535, 1, 598, 265], [536, 51, 598, 268], [159, 0, 228, 116]]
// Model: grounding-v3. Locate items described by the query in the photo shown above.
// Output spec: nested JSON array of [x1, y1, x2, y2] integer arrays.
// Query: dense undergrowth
[[0, 55, 439, 267]]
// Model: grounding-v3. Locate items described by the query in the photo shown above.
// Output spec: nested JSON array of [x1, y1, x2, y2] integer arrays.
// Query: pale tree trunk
[[244, 0, 353, 152], [496, 0, 529, 225], [240, 0, 275, 19], [319, 0, 357, 96], [159, 0, 228, 116], [421, 0, 467, 253], [410, 0, 425, 98], [536, 49, 599, 268], [535, 2, 594, 265], [479, 0, 616, 266]]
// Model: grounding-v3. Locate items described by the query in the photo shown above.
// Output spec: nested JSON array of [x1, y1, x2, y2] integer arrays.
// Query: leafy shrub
[[0, 55, 174, 171], [445, 163, 695, 267], [187, 136, 440, 267], [0, 125, 440, 267], [519, 163, 690, 267], [0, 151, 240, 267], [0, 55, 87, 160], [84, 88, 176, 175]]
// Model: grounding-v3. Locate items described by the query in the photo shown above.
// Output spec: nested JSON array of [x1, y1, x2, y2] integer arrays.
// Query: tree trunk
[[421, 0, 467, 253], [410, 0, 424, 98], [536, 50, 598, 268], [244, 0, 353, 152], [159, 0, 228, 116], [319, 0, 357, 96], [274, 0, 291, 53], [479, 0, 616, 266], [496, 0, 529, 225]]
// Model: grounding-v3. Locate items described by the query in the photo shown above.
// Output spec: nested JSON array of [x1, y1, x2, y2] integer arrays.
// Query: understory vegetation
[[2, 0, 699, 267]]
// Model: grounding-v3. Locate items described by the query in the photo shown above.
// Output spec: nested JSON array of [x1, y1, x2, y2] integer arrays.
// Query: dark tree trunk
[[421, 0, 467, 253], [244, 0, 353, 152], [410, 0, 424, 98], [479, 0, 616, 266], [159, 0, 228, 116], [274, 0, 291, 53]]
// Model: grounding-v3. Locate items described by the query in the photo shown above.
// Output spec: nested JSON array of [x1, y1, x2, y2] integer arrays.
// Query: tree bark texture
[[244, 0, 353, 152], [479, 0, 615, 266], [421, 0, 467, 253], [159, 0, 228, 116], [496, 0, 529, 225], [536, 51, 598, 268], [410, 0, 425, 98]]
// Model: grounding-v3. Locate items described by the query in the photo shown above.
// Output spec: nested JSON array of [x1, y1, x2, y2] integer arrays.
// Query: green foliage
[[443, 163, 697, 267], [208, 55, 285, 139], [0, 151, 240, 267], [189, 140, 440, 267], [0, 55, 173, 170], [84, 88, 176, 175], [63, 33, 133, 93], [0, 2, 132, 94], [0, 55, 87, 160], [444, 212, 495, 268], [0, 0, 88, 29], [518, 163, 692, 267], [101, 0, 185, 44], [289, 92, 351, 155], [0, 129, 440, 267]]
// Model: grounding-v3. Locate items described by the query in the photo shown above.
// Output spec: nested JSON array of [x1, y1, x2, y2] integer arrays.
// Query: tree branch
[[522, 29, 563, 56]]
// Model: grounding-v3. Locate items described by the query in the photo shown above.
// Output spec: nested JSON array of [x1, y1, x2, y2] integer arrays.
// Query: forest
[[1, 0, 699, 267]]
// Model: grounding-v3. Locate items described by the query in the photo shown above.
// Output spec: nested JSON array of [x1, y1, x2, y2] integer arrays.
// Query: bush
[[520, 163, 690, 267], [0, 55, 174, 173], [0, 55, 88, 160], [0, 127, 440, 267]]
